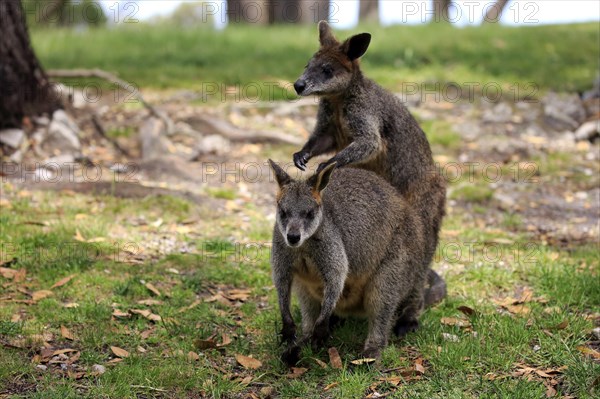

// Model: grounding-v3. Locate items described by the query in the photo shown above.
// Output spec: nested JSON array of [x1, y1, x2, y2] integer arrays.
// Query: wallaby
[[292, 21, 447, 307], [269, 160, 430, 365]]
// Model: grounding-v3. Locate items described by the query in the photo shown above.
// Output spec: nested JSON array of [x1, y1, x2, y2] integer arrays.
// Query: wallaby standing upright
[[292, 21, 447, 314], [269, 160, 429, 364]]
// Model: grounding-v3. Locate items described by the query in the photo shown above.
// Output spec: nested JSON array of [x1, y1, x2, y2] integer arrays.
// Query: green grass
[[1, 182, 598, 398], [31, 22, 600, 99]]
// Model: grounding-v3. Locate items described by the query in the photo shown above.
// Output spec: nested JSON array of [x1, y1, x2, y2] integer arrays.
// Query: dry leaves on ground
[[235, 354, 262, 370]]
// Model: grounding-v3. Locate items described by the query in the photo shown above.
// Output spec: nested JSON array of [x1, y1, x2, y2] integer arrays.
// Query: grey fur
[[293, 21, 447, 307], [269, 161, 429, 365]]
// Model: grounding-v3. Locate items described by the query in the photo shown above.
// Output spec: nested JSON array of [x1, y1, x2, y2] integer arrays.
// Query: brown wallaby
[[292, 21, 447, 308], [269, 160, 429, 365]]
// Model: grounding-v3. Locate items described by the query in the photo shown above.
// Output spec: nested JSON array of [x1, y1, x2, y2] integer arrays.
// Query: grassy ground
[[1, 171, 598, 398], [31, 22, 600, 99], [2, 20, 598, 399]]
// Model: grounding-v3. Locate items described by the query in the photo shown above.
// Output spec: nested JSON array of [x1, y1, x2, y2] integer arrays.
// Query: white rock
[[91, 364, 106, 375], [43, 110, 81, 154], [0, 129, 25, 148], [442, 333, 460, 342], [574, 120, 600, 141], [195, 134, 231, 156]]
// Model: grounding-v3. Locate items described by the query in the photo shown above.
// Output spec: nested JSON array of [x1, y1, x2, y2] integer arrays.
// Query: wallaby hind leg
[[393, 287, 424, 337], [362, 256, 414, 359]]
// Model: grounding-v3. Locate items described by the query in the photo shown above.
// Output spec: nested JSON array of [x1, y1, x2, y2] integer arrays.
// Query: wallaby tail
[[424, 269, 446, 306]]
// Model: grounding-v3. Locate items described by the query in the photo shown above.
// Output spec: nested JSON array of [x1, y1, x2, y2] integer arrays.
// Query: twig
[[90, 114, 132, 158], [131, 385, 168, 393], [48, 68, 175, 134]]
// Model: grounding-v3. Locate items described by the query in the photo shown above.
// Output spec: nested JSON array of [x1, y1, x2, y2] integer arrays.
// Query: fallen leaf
[[66, 351, 81, 365], [137, 346, 146, 353], [350, 358, 376, 365], [177, 299, 201, 313], [328, 347, 343, 369], [60, 325, 75, 340], [235, 353, 262, 370], [457, 305, 476, 317], [552, 320, 569, 330], [286, 367, 308, 378], [129, 308, 161, 322], [507, 304, 530, 315], [313, 357, 328, 368], [112, 309, 130, 318], [414, 358, 426, 374], [14, 268, 26, 283], [74, 229, 86, 242], [137, 299, 162, 306], [440, 317, 471, 328], [51, 274, 76, 289], [218, 332, 232, 347], [224, 289, 252, 301], [64, 302, 79, 308], [577, 346, 600, 359], [378, 376, 403, 386], [194, 339, 217, 350], [240, 376, 253, 385], [32, 290, 53, 301], [0, 267, 17, 279], [545, 384, 557, 398], [140, 328, 154, 339], [110, 346, 129, 358], [187, 351, 200, 361], [323, 382, 339, 391], [52, 348, 77, 356], [145, 283, 161, 297]]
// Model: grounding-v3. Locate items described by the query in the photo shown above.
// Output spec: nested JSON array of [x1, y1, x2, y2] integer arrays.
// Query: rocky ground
[[1, 84, 599, 254]]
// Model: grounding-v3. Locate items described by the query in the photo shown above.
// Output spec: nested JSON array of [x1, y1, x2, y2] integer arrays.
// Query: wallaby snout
[[294, 79, 306, 95], [286, 231, 301, 246]]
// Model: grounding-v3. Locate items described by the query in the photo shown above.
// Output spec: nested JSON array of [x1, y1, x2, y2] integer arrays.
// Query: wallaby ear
[[343, 33, 371, 61], [318, 20, 338, 47], [268, 159, 292, 188], [312, 162, 337, 194]]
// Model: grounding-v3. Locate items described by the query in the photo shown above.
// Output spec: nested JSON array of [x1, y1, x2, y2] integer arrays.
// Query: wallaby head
[[268, 160, 336, 248], [294, 20, 371, 97]]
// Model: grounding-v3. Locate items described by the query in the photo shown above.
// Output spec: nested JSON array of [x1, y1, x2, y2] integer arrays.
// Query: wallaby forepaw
[[281, 345, 301, 367], [293, 151, 309, 171], [393, 319, 419, 337]]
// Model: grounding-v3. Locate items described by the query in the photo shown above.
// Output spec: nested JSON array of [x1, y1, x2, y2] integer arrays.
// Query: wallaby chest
[[292, 253, 369, 316]]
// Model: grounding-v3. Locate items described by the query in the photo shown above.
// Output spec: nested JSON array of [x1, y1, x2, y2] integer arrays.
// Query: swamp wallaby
[[269, 160, 430, 365], [292, 21, 447, 303]]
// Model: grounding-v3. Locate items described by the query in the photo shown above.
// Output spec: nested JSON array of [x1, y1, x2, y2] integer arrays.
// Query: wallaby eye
[[306, 210, 314, 219], [322, 65, 333, 76], [279, 209, 287, 219]]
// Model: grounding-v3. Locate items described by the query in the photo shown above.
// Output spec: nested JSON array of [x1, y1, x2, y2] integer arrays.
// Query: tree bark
[[482, 0, 510, 24], [431, 0, 451, 23], [359, 0, 379, 24], [268, 0, 328, 24], [227, 0, 269, 24], [0, 0, 61, 129]]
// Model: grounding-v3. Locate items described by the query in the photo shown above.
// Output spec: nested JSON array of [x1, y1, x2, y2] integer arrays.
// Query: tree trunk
[[482, 0, 510, 24], [359, 0, 379, 24], [227, 0, 269, 24], [269, 0, 329, 24], [0, 0, 60, 129], [432, 0, 451, 23]]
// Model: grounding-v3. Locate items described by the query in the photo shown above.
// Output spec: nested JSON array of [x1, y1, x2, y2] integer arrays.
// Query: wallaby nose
[[294, 79, 306, 95], [287, 232, 301, 245]]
